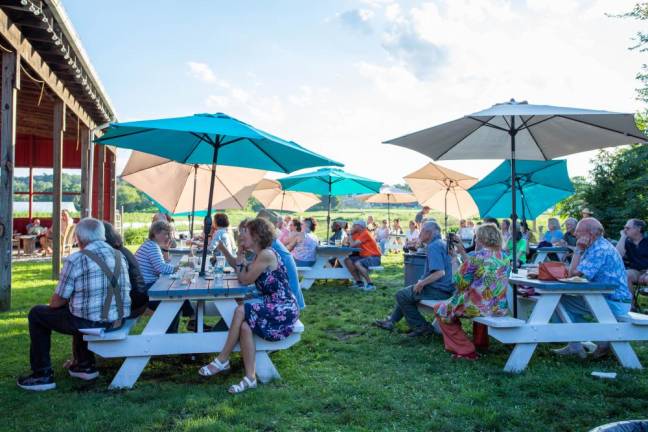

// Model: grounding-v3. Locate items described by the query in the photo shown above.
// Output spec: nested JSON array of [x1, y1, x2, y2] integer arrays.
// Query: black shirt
[[564, 231, 577, 247], [624, 237, 648, 271]]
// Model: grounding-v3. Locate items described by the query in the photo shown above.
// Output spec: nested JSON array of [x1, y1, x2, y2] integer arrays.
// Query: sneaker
[[373, 318, 395, 331], [552, 344, 587, 359], [591, 343, 611, 360], [354, 280, 365, 289], [362, 283, 376, 292], [68, 365, 99, 381], [407, 325, 435, 337], [17, 371, 56, 391]]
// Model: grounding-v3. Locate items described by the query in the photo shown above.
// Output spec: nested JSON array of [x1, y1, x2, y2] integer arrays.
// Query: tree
[[553, 176, 589, 220], [117, 181, 156, 212], [613, 3, 648, 104]]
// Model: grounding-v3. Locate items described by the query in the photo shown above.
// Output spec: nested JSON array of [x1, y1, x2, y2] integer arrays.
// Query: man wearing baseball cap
[[343, 220, 381, 291]]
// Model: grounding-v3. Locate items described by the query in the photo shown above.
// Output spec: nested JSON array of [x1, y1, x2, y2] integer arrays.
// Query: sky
[[60, 0, 646, 185]]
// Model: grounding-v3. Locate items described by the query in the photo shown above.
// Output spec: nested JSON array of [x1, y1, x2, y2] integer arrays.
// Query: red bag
[[538, 262, 568, 281]]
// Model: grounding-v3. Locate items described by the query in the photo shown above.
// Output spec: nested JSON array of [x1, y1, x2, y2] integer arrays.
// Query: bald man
[[552, 218, 632, 359]]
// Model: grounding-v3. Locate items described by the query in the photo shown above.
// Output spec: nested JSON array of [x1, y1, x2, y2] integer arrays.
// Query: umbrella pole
[[200, 138, 220, 277], [326, 179, 332, 243], [280, 191, 285, 213], [387, 196, 391, 227], [510, 116, 519, 318], [190, 164, 198, 239], [444, 187, 449, 235]]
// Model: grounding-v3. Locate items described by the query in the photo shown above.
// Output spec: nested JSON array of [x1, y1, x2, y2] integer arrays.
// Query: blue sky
[[62, 0, 646, 184]]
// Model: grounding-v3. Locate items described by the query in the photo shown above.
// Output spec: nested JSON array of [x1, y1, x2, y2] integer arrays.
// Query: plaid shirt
[[55, 240, 131, 322]]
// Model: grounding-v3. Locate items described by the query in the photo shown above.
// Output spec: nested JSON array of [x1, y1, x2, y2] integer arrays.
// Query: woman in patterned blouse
[[433, 223, 510, 360]]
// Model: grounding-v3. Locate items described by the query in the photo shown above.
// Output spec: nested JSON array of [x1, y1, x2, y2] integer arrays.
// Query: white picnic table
[[477, 272, 648, 373], [85, 254, 303, 389], [299, 245, 363, 289], [531, 246, 572, 264]]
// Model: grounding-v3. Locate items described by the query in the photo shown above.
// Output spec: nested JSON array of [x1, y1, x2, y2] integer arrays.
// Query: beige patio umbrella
[[252, 179, 321, 212], [357, 186, 417, 225], [121, 151, 266, 236], [404, 162, 479, 232]]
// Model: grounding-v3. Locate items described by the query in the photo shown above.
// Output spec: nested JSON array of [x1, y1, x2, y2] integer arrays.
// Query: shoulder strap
[[80, 248, 124, 322]]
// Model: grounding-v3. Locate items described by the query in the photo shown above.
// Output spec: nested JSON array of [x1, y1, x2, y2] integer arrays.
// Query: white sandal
[[198, 358, 230, 377], [228, 376, 257, 394]]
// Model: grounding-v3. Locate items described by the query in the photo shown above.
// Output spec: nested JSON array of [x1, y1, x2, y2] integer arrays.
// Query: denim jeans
[[28, 305, 106, 373], [389, 285, 452, 329], [558, 295, 631, 324]]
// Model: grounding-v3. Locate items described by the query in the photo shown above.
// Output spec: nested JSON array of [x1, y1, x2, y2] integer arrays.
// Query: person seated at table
[[432, 223, 510, 359], [539, 217, 563, 247], [286, 218, 318, 267], [134, 221, 191, 332], [373, 221, 454, 336], [329, 220, 347, 244], [17, 218, 131, 391], [104, 222, 147, 318], [278, 218, 291, 245], [457, 219, 474, 243], [375, 220, 390, 254], [465, 217, 499, 254], [414, 206, 431, 228], [501, 219, 512, 244], [366, 215, 377, 234], [40, 210, 75, 256], [285, 218, 302, 248], [151, 212, 178, 247], [344, 220, 382, 291], [502, 221, 527, 266], [208, 213, 233, 256], [553, 217, 633, 359], [561, 218, 578, 247], [199, 218, 300, 394], [392, 219, 403, 235], [616, 218, 648, 291], [256, 210, 305, 309], [404, 220, 420, 251], [27, 218, 46, 236], [520, 220, 537, 244]]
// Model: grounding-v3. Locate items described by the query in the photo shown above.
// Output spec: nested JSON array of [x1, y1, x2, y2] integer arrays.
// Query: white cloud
[[187, 61, 230, 87], [205, 95, 230, 109]]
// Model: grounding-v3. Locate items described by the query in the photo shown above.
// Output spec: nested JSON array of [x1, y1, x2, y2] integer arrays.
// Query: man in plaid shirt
[[18, 218, 131, 391]]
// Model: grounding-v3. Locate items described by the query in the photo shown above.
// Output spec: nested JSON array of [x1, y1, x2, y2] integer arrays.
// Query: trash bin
[[404, 253, 427, 287]]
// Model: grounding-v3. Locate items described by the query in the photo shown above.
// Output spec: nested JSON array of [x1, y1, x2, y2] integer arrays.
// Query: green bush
[[123, 227, 148, 246]]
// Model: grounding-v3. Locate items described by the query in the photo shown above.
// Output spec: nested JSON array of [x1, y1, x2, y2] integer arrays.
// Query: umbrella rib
[[220, 137, 246, 146], [251, 141, 290, 173], [95, 128, 153, 143], [523, 125, 549, 160], [466, 116, 509, 132], [556, 115, 648, 141], [435, 119, 493, 159], [217, 176, 245, 209]]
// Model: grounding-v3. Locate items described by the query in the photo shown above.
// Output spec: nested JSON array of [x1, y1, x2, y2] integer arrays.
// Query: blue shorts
[[350, 255, 381, 268]]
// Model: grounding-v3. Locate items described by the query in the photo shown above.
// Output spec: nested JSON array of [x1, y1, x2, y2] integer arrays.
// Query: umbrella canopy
[[96, 112, 342, 276], [279, 168, 383, 240], [121, 151, 265, 234], [97, 113, 343, 172], [385, 98, 648, 309], [252, 179, 321, 213], [357, 186, 417, 225], [403, 162, 479, 221], [468, 160, 574, 220]]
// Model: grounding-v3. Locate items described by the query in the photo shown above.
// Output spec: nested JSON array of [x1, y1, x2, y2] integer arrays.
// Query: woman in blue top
[[208, 213, 233, 256], [199, 218, 299, 394], [542, 217, 564, 244]]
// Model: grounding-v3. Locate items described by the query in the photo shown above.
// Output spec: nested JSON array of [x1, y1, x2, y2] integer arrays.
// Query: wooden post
[[97, 145, 105, 220], [28, 166, 33, 220], [52, 100, 66, 279], [0, 51, 19, 311], [108, 150, 116, 224], [80, 126, 90, 218]]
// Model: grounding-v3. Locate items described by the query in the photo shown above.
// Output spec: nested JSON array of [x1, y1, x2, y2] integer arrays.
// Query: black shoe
[[407, 325, 435, 338], [373, 318, 395, 331], [186, 320, 212, 332], [354, 280, 365, 289], [68, 365, 99, 381], [17, 371, 56, 391]]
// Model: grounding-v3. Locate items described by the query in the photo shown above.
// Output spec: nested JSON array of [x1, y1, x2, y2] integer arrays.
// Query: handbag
[[538, 261, 568, 281]]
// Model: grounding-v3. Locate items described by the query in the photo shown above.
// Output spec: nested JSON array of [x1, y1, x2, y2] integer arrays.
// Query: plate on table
[[558, 276, 589, 283]]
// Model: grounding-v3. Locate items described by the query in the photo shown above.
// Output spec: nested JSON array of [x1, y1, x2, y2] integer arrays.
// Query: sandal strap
[[199, 358, 229, 376], [229, 376, 257, 393]]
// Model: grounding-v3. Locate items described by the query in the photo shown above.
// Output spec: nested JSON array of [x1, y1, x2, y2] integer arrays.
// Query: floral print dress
[[245, 249, 300, 341], [434, 248, 510, 323]]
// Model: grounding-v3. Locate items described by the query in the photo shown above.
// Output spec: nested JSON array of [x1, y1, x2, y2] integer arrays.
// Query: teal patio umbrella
[[278, 168, 383, 241], [468, 160, 575, 220], [96, 112, 343, 275]]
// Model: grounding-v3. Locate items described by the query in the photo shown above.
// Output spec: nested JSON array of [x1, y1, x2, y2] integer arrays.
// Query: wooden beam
[[0, 50, 19, 311], [0, 8, 99, 129], [97, 145, 105, 220], [52, 99, 65, 279], [79, 126, 90, 218]]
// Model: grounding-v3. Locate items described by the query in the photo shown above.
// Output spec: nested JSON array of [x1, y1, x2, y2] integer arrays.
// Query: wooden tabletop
[[148, 272, 253, 299], [509, 272, 614, 292]]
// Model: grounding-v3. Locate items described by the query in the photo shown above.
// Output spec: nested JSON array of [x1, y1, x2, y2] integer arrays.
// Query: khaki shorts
[[626, 268, 648, 284]]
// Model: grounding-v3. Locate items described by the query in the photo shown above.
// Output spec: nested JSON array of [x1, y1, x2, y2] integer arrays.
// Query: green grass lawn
[[1, 256, 647, 432]]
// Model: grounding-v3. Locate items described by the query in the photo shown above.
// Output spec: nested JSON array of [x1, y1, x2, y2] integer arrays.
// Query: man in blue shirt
[[553, 218, 632, 359], [374, 221, 455, 337]]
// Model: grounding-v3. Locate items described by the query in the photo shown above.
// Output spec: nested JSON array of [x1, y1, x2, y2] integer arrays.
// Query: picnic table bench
[[298, 245, 383, 289], [84, 254, 304, 389], [476, 272, 648, 373]]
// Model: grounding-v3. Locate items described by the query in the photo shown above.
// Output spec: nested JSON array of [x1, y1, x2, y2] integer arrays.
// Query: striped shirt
[[134, 239, 175, 284], [55, 240, 131, 322]]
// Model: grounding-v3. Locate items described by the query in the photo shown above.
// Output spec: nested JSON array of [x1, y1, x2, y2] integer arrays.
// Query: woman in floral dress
[[199, 218, 299, 393], [433, 223, 510, 359]]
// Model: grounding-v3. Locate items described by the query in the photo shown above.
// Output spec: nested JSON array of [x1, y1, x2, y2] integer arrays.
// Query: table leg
[[505, 294, 561, 373], [197, 300, 204, 333], [109, 300, 183, 389], [584, 295, 643, 370]]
